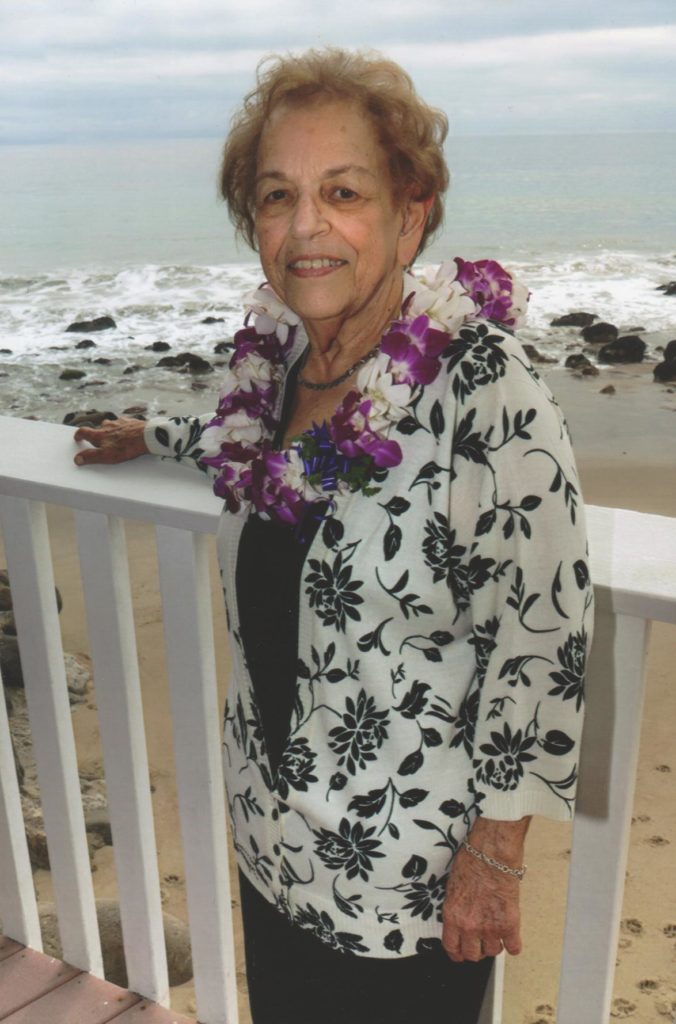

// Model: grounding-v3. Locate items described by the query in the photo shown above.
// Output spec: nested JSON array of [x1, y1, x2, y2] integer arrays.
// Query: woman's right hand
[[73, 417, 149, 465]]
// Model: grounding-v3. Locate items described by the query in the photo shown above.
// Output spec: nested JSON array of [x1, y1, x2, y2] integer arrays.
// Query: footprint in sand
[[646, 835, 670, 847], [637, 978, 660, 992], [621, 918, 643, 936], [527, 1006, 554, 1023], [636, 813, 651, 823], [610, 997, 636, 1018], [654, 764, 671, 772], [618, 937, 632, 950], [662, 924, 676, 937]]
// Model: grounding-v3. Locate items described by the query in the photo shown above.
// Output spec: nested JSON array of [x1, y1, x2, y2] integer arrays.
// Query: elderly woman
[[74, 49, 593, 1024]]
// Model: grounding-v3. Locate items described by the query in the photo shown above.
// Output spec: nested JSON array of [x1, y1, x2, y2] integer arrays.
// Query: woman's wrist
[[465, 815, 531, 867]]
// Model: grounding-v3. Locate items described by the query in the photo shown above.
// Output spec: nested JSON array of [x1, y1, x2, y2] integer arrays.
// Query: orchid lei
[[199, 258, 529, 527]]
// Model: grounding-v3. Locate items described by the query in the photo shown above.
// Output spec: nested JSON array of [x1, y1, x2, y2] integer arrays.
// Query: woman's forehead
[[258, 98, 385, 175]]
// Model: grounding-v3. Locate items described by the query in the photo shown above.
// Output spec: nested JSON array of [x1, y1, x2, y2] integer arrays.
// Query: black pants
[[239, 872, 493, 1024]]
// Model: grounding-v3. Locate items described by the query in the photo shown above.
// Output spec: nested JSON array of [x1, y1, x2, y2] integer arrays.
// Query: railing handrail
[[1, 414, 675, 623], [0, 415, 222, 533]]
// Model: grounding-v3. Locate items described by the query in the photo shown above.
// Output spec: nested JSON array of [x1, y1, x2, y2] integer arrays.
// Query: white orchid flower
[[357, 353, 412, 427]]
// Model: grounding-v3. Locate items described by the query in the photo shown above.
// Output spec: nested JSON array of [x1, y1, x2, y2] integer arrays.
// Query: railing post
[[557, 608, 651, 1024], [0, 496, 103, 975], [156, 525, 238, 1024], [75, 509, 170, 1004], [477, 952, 504, 1024], [0, 665, 43, 949]]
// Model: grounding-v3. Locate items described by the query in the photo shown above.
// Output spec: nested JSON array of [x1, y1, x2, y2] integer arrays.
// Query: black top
[[235, 362, 324, 773]]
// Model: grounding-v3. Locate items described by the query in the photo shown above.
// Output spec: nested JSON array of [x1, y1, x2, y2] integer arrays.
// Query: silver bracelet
[[461, 838, 527, 880]]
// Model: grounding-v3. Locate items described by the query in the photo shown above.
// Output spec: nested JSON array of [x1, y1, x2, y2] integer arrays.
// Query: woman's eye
[[333, 186, 358, 201], [262, 189, 288, 204]]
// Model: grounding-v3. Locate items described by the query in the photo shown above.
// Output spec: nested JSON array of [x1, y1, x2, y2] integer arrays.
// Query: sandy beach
[[2, 358, 675, 1024]]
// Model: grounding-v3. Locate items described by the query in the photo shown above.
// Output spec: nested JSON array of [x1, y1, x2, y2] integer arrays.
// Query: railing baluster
[[155, 525, 237, 1024], [0, 495, 103, 975], [477, 952, 504, 1024], [75, 509, 170, 1004], [0, 664, 43, 949], [557, 609, 651, 1024]]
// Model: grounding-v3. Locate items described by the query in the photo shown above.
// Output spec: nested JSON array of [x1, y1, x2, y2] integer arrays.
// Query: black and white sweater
[[145, 305, 593, 958]]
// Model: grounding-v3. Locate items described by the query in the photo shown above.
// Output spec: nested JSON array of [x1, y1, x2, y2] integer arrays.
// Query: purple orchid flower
[[453, 258, 514, 324], [230, 326, 287, 368], [381, 315, 447, 385], [216, 383, 277, 430]]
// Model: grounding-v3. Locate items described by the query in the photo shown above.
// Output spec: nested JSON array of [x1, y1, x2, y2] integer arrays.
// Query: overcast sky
[[2, 0, 675, 144]]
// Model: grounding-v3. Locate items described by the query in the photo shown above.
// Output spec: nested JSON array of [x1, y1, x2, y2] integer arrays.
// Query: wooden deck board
[[114, 1000, 196, 1023], [0, 947, 80, 1019], [0, 945, 195, 1024], [2, 972, 141, 1024]]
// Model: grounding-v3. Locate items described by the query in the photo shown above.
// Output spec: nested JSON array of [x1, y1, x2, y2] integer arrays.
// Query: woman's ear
[[397, 194, 435, 267]]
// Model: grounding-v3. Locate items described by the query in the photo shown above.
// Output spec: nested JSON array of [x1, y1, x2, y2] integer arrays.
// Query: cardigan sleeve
[[450, 331, 594, 821], [143, 414, 216, 477]]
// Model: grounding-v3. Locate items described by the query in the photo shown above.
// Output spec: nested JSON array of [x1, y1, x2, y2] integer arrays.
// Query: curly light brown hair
[[220, 48, 449, 258]]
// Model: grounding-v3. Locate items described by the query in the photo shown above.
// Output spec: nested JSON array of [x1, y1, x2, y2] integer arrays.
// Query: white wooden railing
[[0, 414, 675, 1024]]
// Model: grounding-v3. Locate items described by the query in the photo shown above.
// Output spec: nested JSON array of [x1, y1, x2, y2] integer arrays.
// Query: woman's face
[[254, 98, 423, 336]]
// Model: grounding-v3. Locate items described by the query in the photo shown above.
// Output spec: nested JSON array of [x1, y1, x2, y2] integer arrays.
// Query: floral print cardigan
[[144, 280, 594, 958]]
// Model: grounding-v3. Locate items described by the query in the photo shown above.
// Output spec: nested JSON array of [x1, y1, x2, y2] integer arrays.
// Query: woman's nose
[[290, 193, 329, 238]]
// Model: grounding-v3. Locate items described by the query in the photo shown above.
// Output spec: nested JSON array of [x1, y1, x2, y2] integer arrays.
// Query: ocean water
[[1, 131, 675, 417]]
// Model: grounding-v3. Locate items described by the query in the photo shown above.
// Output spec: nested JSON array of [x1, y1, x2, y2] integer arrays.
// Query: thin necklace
[[297, 341, 382, 391]]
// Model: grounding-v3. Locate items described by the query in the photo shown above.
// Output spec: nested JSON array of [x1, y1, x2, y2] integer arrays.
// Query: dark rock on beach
[[598, 335, 646, 364], [663, 340, 676, 362], [581, 322, 619, 345], [145, 340, 171, 351], [122, 364, 141, 375], [122, 404, 148, 417], [59, 368, 87, 381], [65, 315, 117, 333], [157, 352, 214, 374], [565, 353, 597, 372], [0, 348, 13, 355], [654, 359, 676, 383], [202, 316, 225, 324], [0, 636, 22, 689], [522, 343, 557, 364], [551, 312, 597, 328], [656, 281, 676, 296], [63, 409, 118, 427], [75, 338, 96, 349], [91, 357, 112, 365], [214, 340, 233, 355], [0, 573, 63, 691]]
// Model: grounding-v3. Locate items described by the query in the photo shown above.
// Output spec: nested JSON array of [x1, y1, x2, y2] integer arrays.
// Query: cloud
[[390, 24, 676, 68], [1, 2, 674, 141]]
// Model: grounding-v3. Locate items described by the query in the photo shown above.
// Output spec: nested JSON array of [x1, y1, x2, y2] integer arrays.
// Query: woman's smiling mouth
[[288, 257, 347, 275]]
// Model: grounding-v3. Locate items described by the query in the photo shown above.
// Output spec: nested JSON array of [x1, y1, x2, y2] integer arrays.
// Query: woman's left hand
[[441, 816, 530, 962]]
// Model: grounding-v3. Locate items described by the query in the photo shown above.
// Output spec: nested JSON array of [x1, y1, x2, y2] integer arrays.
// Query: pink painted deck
[[0, 941, 195, 1024]]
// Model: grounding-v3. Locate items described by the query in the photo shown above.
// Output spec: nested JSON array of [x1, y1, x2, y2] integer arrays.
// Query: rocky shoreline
[[1, 294, 675, 429]]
